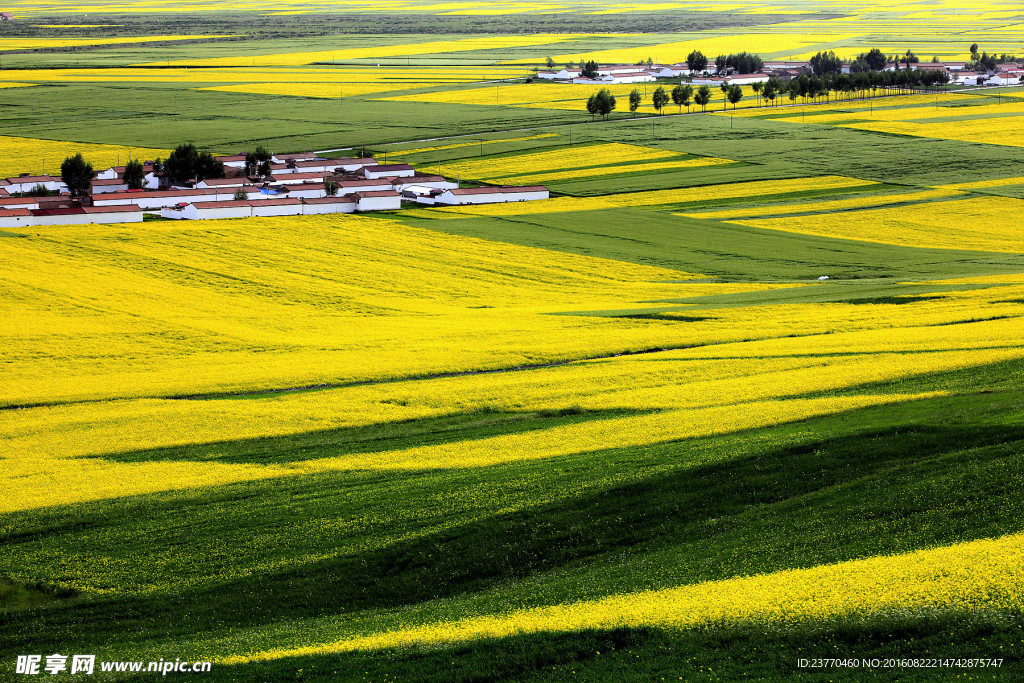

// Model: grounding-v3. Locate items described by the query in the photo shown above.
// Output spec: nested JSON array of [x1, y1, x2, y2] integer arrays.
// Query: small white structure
[[363, 164, 415, 179], [725, 73, 770, 85], [262, 172, 329, 186], [955, 71, 986, 85], [83, 205, 144, 223], [163, 201, 252, 220], [432, 186, 549, 206], [272, 152, 323, 164], [537, 70, 558, 80], [0, 208, 33, 228], [194, 177, 250, 189], [350, 190, 402, 211], [28, 204, 143, 226], [0, 196, 40, 210], [645, 66, 677, 78], [92, 178, 128, 194], [282, 159, 349, 174], [301, 196, 356, 214], [334, 157, 378, 173], [989, 71, 1022, 85], [215, 154, 249, 169], [338, 178, 396, 192], [4, 175, 67, 193], [390, 175, 458, 192], [249, 198, 302, 217]]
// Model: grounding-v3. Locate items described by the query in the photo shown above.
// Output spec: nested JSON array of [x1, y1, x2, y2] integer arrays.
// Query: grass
[[405, 208, 1024, 282]]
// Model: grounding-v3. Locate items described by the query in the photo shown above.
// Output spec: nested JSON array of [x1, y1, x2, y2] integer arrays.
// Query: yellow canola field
[[0, 135, 169, 178], [0, 35, 238, 50], [443, 142, 679, 180], [735, 196, 1024, 253], [844, 116, 1024, 148], [767, 98, 1024, 147], [493, 156, 733, 184], [681, 188, 963, 220], [0, 213, 709, 408], [5, 233, 1024, 513], [226, 531, 1024, 660], [143, 35, 586, 67], [935, 175, 1024, 190], [437, 175, 877, 215]]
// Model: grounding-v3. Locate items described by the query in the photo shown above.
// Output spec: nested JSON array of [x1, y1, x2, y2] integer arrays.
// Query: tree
[[646, 57, 654, 66], [762, 80, 776, 106], [324, 179, 340, 196], [726, 84, 744, 109], [60, 153, 93, 198], [970, 43, 979, 58], [628, 88, 642, 117], [686, 49, 708, 74], [809, 50, 843, 75], [245, 146, 272, 177], [720, 81, 728, 110], [233, 187, 248, 201], [751, 81, 763, 105], [861, 47, 887, 71], [585, 92, 599, 121], [581, 60, 600, 79], [591, 87, 616, 120], [717, 52, 763, 74], [694, 85, 711, 111], [671, 83, 692, 112], [651, 86, 669, 114], [545, 56, 556, 69], [123, 158, 145, 190], [162, 143, 225, 186]]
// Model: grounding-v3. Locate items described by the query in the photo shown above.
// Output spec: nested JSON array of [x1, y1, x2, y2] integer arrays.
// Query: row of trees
[[581, 64, 954, 120]]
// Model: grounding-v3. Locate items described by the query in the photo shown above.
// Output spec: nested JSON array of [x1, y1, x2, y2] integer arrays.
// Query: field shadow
[[4, 415, 1022, 653]]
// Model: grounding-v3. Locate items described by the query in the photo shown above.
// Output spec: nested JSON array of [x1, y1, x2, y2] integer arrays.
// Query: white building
[[4, 175, 67, 193], [92, 178, 128, 194], [390, 175, 458, 192], [194, 178, 250, 189], [163, 201, 252, 220], [28, 204, 143, 226], [0, 196, 40, 210], [338, 178, 396, 193], [363, 164, 415, 179], [350, 190, 402, 211], [262, 172, 329, 186], [214, 154, 249, 169], [431, 186, 549, 206], [726, 73, 771, 85], [301, 196, 356, 214], [0, 208, 33, 228], [988, 71, 1021, 85]]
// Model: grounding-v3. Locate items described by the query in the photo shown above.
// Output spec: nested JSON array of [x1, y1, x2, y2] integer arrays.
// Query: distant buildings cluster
[[0, 151, 548, 227], [537, 59, 1024, 88]]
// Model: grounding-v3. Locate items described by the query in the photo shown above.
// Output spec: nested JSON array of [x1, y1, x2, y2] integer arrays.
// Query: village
[[0, 152, 549, 227], [536, 56, 1024, 88]]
